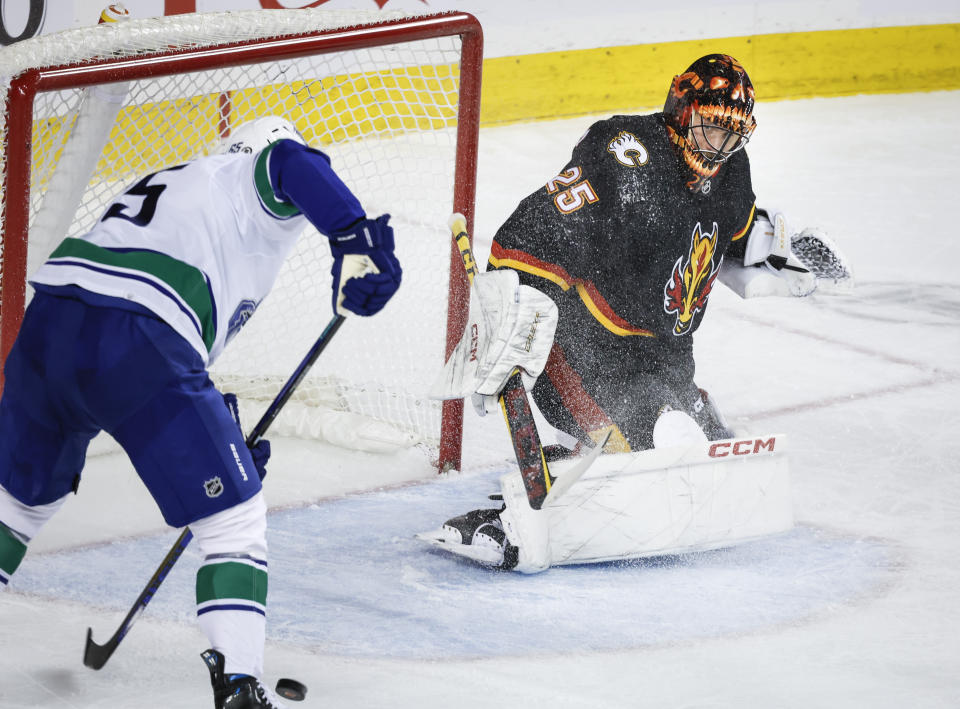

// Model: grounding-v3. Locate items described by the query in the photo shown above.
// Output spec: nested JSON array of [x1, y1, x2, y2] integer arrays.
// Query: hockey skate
[[202, 649, 287, 709], [416, 507, 511, 567]]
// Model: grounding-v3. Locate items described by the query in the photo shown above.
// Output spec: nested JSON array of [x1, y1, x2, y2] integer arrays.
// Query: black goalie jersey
[[490, 112, 756, 451]]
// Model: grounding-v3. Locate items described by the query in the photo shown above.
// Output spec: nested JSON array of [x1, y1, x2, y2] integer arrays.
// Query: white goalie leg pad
[[430, 269, 558, 403], [544, 435, 793, 566], [497, 435, 793, 570], [497, 472, 551, 573]]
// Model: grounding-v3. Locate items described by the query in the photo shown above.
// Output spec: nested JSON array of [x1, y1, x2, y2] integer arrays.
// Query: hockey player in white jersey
[[0, 116, 401, 708]]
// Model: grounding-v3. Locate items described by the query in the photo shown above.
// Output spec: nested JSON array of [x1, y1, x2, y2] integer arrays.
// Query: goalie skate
[[416, 508, 507, 566]]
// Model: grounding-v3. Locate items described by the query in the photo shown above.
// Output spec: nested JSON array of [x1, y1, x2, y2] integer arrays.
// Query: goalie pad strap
[[498, 472, 551, 573]]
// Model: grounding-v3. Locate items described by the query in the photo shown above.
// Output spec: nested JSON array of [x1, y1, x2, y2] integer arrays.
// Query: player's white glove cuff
[[470, 370, 537, 417], [731, 207, 815, 297], [763, 252, 816, 297]]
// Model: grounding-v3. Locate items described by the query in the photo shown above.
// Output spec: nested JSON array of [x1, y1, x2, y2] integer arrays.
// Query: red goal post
[[0, 9, 482, 472]]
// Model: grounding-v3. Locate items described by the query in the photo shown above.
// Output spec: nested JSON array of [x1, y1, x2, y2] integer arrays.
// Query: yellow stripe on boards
[[480, 24, 960, 124], [30, 25, 958, 181]]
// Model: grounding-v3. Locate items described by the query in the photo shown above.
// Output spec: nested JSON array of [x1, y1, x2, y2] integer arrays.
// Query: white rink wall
[[7, 0, 960, 55]]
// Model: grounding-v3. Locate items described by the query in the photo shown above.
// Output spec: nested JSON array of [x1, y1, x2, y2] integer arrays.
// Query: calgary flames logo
[[607, 131, 648, 167], [663, 222, 722, 335]]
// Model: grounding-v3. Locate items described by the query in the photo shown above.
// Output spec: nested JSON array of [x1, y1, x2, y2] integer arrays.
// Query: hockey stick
[[449, 214, 607, 510], [82, 314, 347, 670]]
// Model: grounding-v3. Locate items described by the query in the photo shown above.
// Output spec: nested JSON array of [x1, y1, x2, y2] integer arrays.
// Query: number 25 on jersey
[[545, 166, 598, 215]]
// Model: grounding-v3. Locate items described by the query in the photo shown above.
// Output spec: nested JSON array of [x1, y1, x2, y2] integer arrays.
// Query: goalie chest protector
[[490, 113, 756, 343]]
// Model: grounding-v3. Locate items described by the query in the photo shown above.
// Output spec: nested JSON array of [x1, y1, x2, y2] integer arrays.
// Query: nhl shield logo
[[204, 477, 224, 498]]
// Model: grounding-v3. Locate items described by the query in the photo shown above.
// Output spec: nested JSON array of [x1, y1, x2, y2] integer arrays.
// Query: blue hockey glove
[[248, 438, 271, 482], [222, 392, 271, 481], [329, 214, 402, 317]]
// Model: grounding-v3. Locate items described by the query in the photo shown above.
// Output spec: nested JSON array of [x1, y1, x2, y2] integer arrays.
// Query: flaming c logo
[[663, 222, 722, 335]]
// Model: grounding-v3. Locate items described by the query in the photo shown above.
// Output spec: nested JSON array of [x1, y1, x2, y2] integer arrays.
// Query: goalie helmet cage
[[0, 8, 482, 472]]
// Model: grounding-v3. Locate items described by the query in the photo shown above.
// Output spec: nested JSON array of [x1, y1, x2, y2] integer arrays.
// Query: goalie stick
[[449, 214, 607, 510], [449, 214, 552, 508], [82, 314, 346, 670]]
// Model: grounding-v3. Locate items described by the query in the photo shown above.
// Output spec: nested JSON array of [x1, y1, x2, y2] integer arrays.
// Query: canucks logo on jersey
[[663, 222, 722, 335], [226, 299, 259, 345]]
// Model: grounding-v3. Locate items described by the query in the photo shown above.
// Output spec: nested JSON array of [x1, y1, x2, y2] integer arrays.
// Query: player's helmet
[[215, 116, 306, 155], [663, 54, 756, 187]]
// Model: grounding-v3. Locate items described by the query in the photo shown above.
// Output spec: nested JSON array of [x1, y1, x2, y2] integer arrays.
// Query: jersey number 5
[[545, 166, 598, 215], [101, 164, 187, 226]]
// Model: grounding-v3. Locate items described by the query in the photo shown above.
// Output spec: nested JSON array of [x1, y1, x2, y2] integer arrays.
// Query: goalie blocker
[[434, 215, 562, 510]]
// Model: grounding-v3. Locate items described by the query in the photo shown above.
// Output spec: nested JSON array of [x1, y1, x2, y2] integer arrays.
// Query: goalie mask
[[663, 54, 757, 191], [216, 116, 306, 155]]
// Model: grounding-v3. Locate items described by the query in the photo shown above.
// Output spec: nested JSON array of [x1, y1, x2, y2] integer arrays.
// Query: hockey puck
[[275, 678, 307, 701]]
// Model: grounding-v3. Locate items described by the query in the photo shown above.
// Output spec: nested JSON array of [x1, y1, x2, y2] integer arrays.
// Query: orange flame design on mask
[[663, 222, 722, 335]]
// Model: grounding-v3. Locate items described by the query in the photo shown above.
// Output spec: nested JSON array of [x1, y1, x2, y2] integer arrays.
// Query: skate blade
[[415, 529, 503, 565]]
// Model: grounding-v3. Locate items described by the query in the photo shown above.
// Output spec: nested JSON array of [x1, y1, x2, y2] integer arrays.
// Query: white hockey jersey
[[31, 146, 309, 365]]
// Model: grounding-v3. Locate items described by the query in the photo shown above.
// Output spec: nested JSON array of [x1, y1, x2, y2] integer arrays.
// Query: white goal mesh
[[0, 9, 481, 470]]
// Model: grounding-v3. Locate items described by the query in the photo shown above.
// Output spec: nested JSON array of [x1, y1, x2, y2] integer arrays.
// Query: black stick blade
[[83, 627, 117, 670]]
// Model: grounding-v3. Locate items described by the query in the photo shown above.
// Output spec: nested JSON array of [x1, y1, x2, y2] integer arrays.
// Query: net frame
[[0, 9, 482, 472]]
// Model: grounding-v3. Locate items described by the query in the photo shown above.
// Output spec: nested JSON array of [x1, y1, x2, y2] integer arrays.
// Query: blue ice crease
[[13, 470, 897, 659]]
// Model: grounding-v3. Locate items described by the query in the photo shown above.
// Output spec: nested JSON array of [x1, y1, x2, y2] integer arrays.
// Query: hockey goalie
[[419, 53, 852, 573]]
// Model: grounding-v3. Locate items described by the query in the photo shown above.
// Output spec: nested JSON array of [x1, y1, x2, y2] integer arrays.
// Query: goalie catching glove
[[430, 269, 558, 416], [719, 207, 853, 298], [329, 214, 401, 316]]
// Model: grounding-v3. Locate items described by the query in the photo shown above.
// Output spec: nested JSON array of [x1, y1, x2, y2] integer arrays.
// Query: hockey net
[[0, 8, 481, 471]]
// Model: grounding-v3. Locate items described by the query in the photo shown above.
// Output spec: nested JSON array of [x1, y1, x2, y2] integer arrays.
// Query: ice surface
[[2, 91, 959, 708], [15, 473, 897, 660]]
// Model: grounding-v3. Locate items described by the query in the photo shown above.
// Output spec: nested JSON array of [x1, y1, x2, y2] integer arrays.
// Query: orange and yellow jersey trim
[[488, 242, 656, 338], [731, 203, 756, 242]]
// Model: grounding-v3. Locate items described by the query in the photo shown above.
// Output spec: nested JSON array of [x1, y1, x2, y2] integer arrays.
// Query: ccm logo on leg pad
[[709, 437, 777, 458]]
